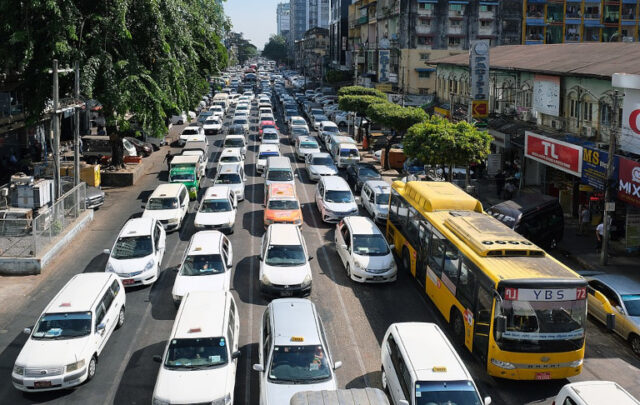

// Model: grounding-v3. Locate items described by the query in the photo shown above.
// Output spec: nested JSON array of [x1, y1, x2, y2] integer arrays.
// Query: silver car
[[305, 152, 338, 181]]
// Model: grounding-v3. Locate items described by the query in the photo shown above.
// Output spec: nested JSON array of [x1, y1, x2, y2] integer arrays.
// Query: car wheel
[[87, 356, 97, 381], [381, 367, 389, 393], [116, 307, 125, 329], [630, 334, 640, 356]]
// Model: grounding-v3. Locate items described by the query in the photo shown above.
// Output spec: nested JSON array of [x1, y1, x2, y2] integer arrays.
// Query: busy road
[[0, 80, 639, 405]]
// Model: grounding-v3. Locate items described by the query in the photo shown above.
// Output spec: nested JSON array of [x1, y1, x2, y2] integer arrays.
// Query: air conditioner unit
[[519, 111, 531, 121], [550, 119, 563, 130], [582, 126, 597, 138]]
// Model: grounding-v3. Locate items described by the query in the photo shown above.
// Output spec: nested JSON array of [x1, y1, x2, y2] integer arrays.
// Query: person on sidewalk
[[164, 150, 173, 172], [503, 181, 517, 200], [595, 221, 604, 252], [579, 206, 591, 235], [495, 171, 505, 198]]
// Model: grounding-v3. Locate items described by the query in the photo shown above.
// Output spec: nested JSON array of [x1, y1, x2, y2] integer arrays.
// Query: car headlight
[[302, 273, 312, 286], [13, 365, 25, 375], [261, 274, 272, 286], [212, 394, 232, 405], [309, 168, 318, 175], [491, 358, 516, 370], [66, 359, 85, 372], [144, 259, 155, 271], [568, 359, 583, 368], [152, 399, 170, 405], [354, 260, 366, 271], [106, 262, 115, 273], [168, 217, 180, 224], [294, 218, 302, 225]]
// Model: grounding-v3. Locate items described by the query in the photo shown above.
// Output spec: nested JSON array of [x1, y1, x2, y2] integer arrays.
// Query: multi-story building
[[523, 0, 640, 44], [295, 27, 330, 80], [277, 2, 291, 37], [291, 0, 330, 68], [329, 0, 351, 68], [308, 0, 330, 29]]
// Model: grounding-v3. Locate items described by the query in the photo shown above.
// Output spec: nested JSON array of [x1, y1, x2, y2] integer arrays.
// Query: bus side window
[[397, 199, 409, 230], [406, 207, 420, 247], [389, 191, 401, 227], [428, 230, 446, 277], [419, 221, 432, 255], [457, 259, 478, 309], [442, 241, 461, 285]]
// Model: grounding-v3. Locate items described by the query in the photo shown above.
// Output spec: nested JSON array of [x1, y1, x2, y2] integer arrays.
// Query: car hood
[[310, 165, 337, 175], [262, 139, 279, 145], [323, 200, 358, 213], [353, 252, 394, 270], [154, 366, 230, 403], [86, 187, 105, 199], [194, 211, 235, 226], [372, 204, 389, 214], [108, 254, 153, 274], [265, 209, 301, 222], [17, 336, 89, 368], [262, 263, 310, 285], [300, 148, 320, 155], [173, 272, 230, 297], [143, 209, 181, 221], [264, 378, 336, 405], [203, 122, 222, 128]]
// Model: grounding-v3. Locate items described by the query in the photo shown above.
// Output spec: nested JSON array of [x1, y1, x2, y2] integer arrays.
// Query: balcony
[[479, 10, 495, 20], [358, 15, 368, 25], [447, 25, 463, 35], [416, 24, 434, 35], [449, 10, 465, 19], [478, 25, 494, 36]]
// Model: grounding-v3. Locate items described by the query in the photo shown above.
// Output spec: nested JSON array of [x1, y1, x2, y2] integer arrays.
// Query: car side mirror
[[389, 244, 395, 250], [252, 364, 264, 372], [96, 323, 106, 332], [153, 355, 162, 363], [355, 196, 361, 204], [308, 255, 314, 261], [23, 328, 31, 335], [333, 361, 342, 370], [103, 249, 111, 255], [141, 204, 146, 209], [495, 315, 506, 333], [484, 397, 492, 405], [232, 350, 241, 359]]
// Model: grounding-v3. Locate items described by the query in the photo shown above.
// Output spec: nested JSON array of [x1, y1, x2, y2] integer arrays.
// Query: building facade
[[329, 0, 351, 68], [295, 27, 330, 81], [277, 2, 291, 36], [290, 0, 330, 61]]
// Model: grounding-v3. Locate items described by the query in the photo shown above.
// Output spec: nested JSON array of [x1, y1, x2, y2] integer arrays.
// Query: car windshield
[[623, 294, 640, 316], [112, 235, 153, 259], [32, 312, 92, 340], [323, 126, 339, 133], [359, 167, 379, 178], [171, 172, 195, 182], [200, 199, 232, 213], [205, 119, 219, 125], [215, 173, 241, 184], [325, 190, 353, 203], [314, 115, 328, 121], [233, 119, 247, 125], [265, 244, 306, 266], [375, 193, 390, 205], [339, 149, 359, 158], [267, 170, 293, 182], [312, 157, 333, 166], [268, 345, 331, 383], [352, 234, 389, 256], [220, 156, 240, 163], [263, 133, 278, 140], [268, 200, 299, 210], [415, 381, 483, 405], [182, 129, 198, 135], [181, 254, 226, 276], [225, 139, 244, 147], [494, 292, 587, 352], [147, 197, 179, 210], [259, 151, 280, 160], [261, 124, 276, 130], [300, 142, 318, 149], [293, 128, 309, 136], [164, 337, 228, 369], [293, 119, 306, 126]]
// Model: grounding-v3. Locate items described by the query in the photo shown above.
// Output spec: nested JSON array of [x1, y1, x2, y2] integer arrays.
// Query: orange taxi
[[264, 183, 303, 227]]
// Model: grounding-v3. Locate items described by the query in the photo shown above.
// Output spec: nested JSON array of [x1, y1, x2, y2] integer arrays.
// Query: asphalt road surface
[[0, 99, 639, 405]]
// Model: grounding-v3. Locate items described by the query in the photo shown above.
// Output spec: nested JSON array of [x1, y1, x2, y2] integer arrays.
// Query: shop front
[[617, 157, 640, 252]]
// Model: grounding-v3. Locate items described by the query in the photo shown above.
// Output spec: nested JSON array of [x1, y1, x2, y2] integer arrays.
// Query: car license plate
[[373, 276, 384, 281], [535, 372, 551, 380], [34, 381, 52, 388], [280, 291, 293, 297], [123, 279, 135, 286]]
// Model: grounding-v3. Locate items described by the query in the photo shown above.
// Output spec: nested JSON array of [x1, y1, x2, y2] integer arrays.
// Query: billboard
[[378, 49, 390, 83], [533, 75, 560, 117], [620, 88, 640, 155], [469, 41, 489, 119], [581, 146, 619, 190], [525, 132, 583, 177], [618, 156, 640, 208]]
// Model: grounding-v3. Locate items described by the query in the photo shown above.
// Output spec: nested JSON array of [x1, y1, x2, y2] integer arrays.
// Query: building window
[[480, 20, 492, 27], [569, 99, 579, 119], [480, 5, 493, 13], [600, 103, 612, 126], [420, 53, 430, 60], [450, 19, 461, 26], [419, 3, 434, 11], [419, 88, 430, 95], [582, 101, 594, 122], [418, 71, 431, 79], [417, 36, 433, 45], [450, 4, 462, 12], [448, 37, 461, 46], [419, 17, 431, 26]]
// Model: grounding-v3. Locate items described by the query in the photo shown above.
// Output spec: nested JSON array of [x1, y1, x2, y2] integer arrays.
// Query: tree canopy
[[262, 34, 288, 64], [338, 85, 386, 99], [0, 0, 229, 137], [338, 95, 387, 117], [366, 103, 427, 134]]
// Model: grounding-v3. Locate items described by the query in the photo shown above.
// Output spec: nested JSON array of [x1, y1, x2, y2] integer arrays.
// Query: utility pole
[[600, 89, 619, 265], [74, 61, 80, 187], [52, 60, 61, 200]]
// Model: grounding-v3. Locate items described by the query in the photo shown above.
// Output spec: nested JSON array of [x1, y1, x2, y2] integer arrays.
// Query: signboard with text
[[533, 75, 560, 117], [469, 41, 489, 119], [618, 156, 640, 208], [620, 88, 640, 155], [525, 132, 583, 177], [581, 146, 618, 190], [378, 49, 390, 83]]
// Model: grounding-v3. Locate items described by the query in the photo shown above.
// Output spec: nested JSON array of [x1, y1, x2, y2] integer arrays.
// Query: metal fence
[[0, 183, 86, 257]]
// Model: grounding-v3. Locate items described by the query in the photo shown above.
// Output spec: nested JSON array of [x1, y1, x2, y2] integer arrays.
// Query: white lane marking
[[282, 120, 370, 386]]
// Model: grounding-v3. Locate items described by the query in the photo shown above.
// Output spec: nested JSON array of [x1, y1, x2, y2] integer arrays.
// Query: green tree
[[262, 34, 288, 64], [338, 85, 386, 99], [338, 95, 387, 140]]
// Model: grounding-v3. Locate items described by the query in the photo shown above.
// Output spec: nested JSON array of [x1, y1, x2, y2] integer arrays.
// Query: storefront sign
[[378, 49, 390, 83], [525, 132, 583, 177], [487, 153, 502, 176], [581, 146, 618, 190], [533, 75, 560, 117], [469, 41, 489, 119], [626, 209, 640, 248], [618, 156, 640, 208], [620, 88, 640, 155]]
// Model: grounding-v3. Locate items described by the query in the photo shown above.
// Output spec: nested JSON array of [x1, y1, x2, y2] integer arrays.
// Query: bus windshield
[[495, 289, 587, 352]]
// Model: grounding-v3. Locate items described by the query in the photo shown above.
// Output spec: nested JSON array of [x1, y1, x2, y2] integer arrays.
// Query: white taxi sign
[[504, 287, 587, 301]]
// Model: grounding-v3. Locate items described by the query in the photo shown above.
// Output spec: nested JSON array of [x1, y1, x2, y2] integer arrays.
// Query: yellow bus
[[386, 181, 587, 380]]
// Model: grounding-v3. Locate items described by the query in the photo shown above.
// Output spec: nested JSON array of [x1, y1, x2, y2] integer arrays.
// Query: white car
[[171, 231, 233, 306], [231, 117, 250, 134], [319, 121, 340, 144], [142, 183, 190, 232], [257, 144, 281, 174], [214, 163, 246, 201], [261, 128, 280, 145], [259, 224, 313, 298], [305, 152, 338, 181], [235, 103, 250, 115], [208, 105, 224, 120], [361, 180, 391, 223], [335, 216, 397, 283], [179, 126, 205, 146], [295, 136, 320, 161], [104, 217, 166, 287], [288, 116, 309, 132], [554, 381, 639, 405], [217, 148, 244, 172], [202, 116, 222, 135], [12, 273, 125, 392], [152, 291, 240, 405], [194, 186, 237, 233], [253, 299, 341, 404], [315, 176, 359, 223], [170, 112, 187, 125], [223, 135, 247, 158]]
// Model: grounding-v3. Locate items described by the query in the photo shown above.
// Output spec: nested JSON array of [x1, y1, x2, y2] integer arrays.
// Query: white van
[[264, 156, 296, 194], [328, 136, 359, 168], [152, 291, 240, 405], [327, 135, 356, 156], [381, 322, 490, 405], [554, 381, 640, 405], [212, 93, 230, 111], [257, 144, 281, 174], [12, 273, 125, 392], [142, 183, 190, 232]]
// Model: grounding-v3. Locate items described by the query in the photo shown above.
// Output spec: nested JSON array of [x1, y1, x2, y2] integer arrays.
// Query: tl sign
[[525, 132, 583, 177]]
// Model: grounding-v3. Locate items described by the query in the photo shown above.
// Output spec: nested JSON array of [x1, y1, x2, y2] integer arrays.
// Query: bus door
[[416, 221, 432, 287], [473, 282, 493, 364]]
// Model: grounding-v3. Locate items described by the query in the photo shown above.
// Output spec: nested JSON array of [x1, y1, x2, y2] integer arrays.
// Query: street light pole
[[600, 89, 619, 265], [52, 60, 61, 200], [74, 61, 80, 187]]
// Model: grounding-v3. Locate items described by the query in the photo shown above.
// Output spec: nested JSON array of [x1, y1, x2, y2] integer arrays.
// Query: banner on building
[[525, 132, 583, 177], [469, 41, 489, 119], [620, 88, 640, 155], [533, 75, 560, 117], [581, 146, 619, 190], [378, 49, 390, 82], [618, 156, 640, 208]]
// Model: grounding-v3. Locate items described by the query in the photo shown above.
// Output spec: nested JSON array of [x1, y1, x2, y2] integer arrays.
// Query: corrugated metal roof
[[432, 43, 640, 79]]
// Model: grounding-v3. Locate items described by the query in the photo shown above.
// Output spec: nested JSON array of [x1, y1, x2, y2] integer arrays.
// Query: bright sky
[[224, 0, 279, 50]]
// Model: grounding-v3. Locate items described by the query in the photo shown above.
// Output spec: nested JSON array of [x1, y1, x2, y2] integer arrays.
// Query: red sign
[[525, 132, 583, 177], [618, 157, 640, 208], [504, 287, 518, 301], [472, 100, 488, 119]]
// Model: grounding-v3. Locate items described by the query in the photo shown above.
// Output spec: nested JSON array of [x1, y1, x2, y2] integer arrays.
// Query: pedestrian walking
[[495, 170, 505, 198], [503, 181, 516, 200], [595, 221, 604, 252], [579, 206, 591, 235], [164, 150, 173, 171]]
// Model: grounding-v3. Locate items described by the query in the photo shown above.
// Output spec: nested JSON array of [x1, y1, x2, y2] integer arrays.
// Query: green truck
[[169, 155, 201, 199]]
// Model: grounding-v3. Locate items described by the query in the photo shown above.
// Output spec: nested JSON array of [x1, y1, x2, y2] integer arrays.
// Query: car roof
[[298, 136, 317, 144], [392, 322, 472, 382], [267, 156, 291, 168], [270, 299, 321, 346], [171, 155, 199, 164], [310, 152, 331, 159], [322, 175, 350, 190], [204, 185, 231, 199], [268, 223, 302, 245], [187, 231, 224, 256], [217, 163, 242, 174], [589, 274, 640, 295], [344, 216, 381, 235], [259, 144, 280, 152], [568, 381, 640, 404], [364, 180, 390, 193], [225, 134, 245, 140], [321, 121, 337, 127], [291, 116, 305, 121], [260, 120, 276, 125], [220, 148, 241, 157], [48, 273, 114, 313], [150, 183, 184, 198], [173, 291, 229, 339], [268, 183, 296, 200], [119, 217, 155, 237], [262, 128, 278, 134]]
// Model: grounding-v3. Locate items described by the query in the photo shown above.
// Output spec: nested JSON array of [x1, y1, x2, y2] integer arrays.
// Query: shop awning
[[415, 68, 436, 72]]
